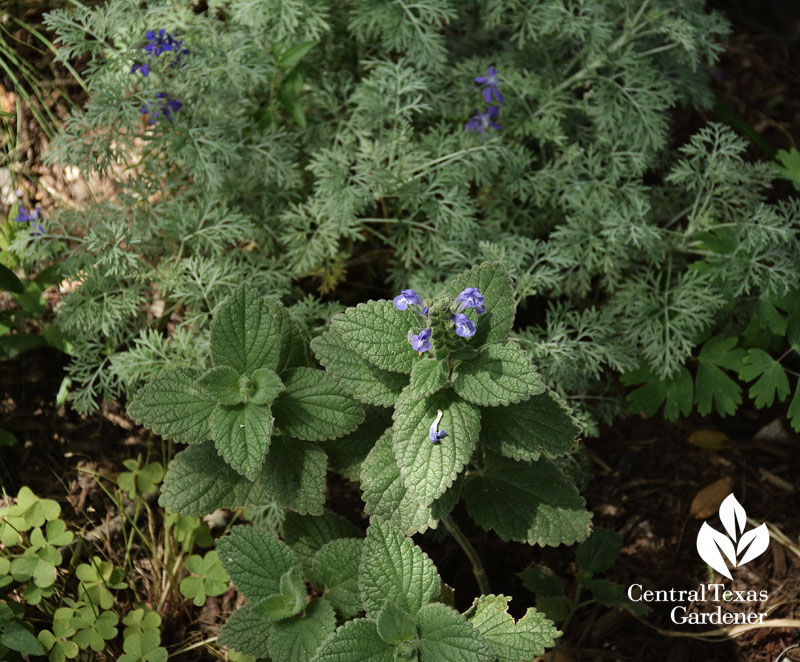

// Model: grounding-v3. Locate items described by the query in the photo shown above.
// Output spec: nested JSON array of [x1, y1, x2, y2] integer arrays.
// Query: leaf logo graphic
[[696, 494, 769, 580]]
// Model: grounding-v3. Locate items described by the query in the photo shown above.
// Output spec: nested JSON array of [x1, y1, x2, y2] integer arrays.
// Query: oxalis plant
[[127, 263, 590, 660]]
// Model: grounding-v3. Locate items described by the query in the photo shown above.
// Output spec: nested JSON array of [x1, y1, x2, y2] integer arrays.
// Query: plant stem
[[441, 515, 491, 595]]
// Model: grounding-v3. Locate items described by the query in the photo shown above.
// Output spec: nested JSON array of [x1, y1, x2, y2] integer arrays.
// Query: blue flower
[[15, 205, 44, 235], [393, 289, 422, 311], [475, 66, 504, 104], [428, 409, 447, 444], [452, 313, 476, 338], [455, 287, 485, 314], [465, 105, 503, 133], [131, 28, 189, 77], [408, 328, 433, 353], [140, 92, 182, 124]]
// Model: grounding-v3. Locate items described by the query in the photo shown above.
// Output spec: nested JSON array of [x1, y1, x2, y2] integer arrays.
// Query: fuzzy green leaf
[[464, 453, 592, 547], [360, 518, 440, 619], [480, 389, 579, 462], [361, 429, 460, 535], [453, 343, 544, 407], [273, 368, 364, 441], [261, 436, 327, 515], [517, 564, 565, 597], [416, 602, 494, 662], [210, 286, 283, 373], [197, 366, 241, 405], [249, 368, 285, 405], [376, 600, 417, 645], [408, 359, 449, 399], [324, 407, 391, 482], [309, 619, 394, 662], [218, 602, 273, 658], [283, 510, 361, 574], [211, 402, 273, 479], [739, 349, 791, 408], [332, 300, 421, 374], [576, 529, 623, 574], [445, 263, 515, 346], [310, 538, 363, 618], [128, 368, 215, 444], [311, 329, 408, 407], [392, 388, 480, 506], [159, 442, 273, 516], [269, 598, 336, 662], [468, 594, 559, 661], [217, 525, 300, 603], [261, 566, 307, 620]]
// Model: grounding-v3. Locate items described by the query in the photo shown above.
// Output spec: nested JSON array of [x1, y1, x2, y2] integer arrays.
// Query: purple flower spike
[[428, 409, 447, 444], [408, 328, 433, 353], [475, 66, 504, 104], [15, 205, 44, 235], [393, 289, 422, 311], [465, 105, 503, 133], [452, 313, 476, 338], [456, 287, 485, 314]]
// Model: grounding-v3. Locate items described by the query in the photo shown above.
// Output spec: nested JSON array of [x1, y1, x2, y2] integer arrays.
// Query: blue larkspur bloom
[[452, 313, 476, 338], [15, 205, 44, 235], [455, 287, 485, 314], [475, 66, 504, 104], [140, 92, 182, 124], [428, 409, 447, 444], [131, 28, 189, 76], [408, 328, 433, 353], [465, 105, 502, 133], [393, 289, 422, 311]]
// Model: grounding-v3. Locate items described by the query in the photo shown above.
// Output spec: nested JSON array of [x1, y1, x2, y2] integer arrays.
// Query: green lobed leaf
[[179, 550, 230, 606], [464, 452, 592, 547], [217, 525, 300, 603], [445, 263, 516, 346], [128, 368, 215, 444], [361, 429, 461, 535], [309, 619, 395, 662], [324, 407, 392, 482], [159, 442, 273, 516], [197, 365, 241, 405], [453, 343, 545, 407], [211, 286, 281, 373], [739, 348, 791, 408], [310, 538, 363, 618], [408, 358, 450, 400], [392, 388, 480, 506], [480, 389, 579, 462], [273, 368, 364, 441], [269, 597, 336, 662], [517, 564, 565, 598], [467, 594, 559, 661], [211, 402, 274, 480], [261, 436, 327, 516], [311, 329, 408, 407], [332, 300, 421, 374], [118, 631, 168, 662], [416, 602, 494, 662], [360, 518, 440, 620], [582, 578, 627, 606], [376, 600, 417, 645], [622, 365, 694, 421], [575, 529, 623, 574], [695, 335, 745, 416], [218, 602, 273, 658]]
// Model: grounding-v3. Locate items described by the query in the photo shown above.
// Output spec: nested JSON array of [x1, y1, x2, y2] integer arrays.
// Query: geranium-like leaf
[[392, 388, 480, 506], [128, 368, 215, 444], [210, 402, 273, 480], [739, 349, 791, 408], [332, 300, 421, 374], [273, 368, 364, 441], [453, 343, 544, 407], [311, 329, 408, 407], [464, 452, 592, 547]]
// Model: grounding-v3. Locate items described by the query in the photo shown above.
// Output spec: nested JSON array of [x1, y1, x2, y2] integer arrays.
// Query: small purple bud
[[428, 409, 447, 443]]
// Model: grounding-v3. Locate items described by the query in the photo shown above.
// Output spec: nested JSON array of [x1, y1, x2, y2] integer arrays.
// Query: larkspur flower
[[131, 29, 189, 76], [455, 287, 485, 314], [15, 205, 44, 235], [452, 313, 476, 338], [408, 328, 433, 353], [475, 66, 504, 104], [393, 289, 422, 311], [428, 409, 447, 444], [140, 92, 182, 124], [465, 105, 503, 133]]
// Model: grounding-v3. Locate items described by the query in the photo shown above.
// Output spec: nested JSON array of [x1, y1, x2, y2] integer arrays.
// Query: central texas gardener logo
[[696, 493, 770, 580]]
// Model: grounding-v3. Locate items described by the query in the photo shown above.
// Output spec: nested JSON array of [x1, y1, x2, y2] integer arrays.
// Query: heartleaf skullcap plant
[[393, 289, 422, 311], [451, 313, 476, 338], [408, 328, 433, 353]]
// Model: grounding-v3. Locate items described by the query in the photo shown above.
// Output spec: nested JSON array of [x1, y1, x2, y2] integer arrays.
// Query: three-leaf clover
[[179, 550, 230, 606]]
